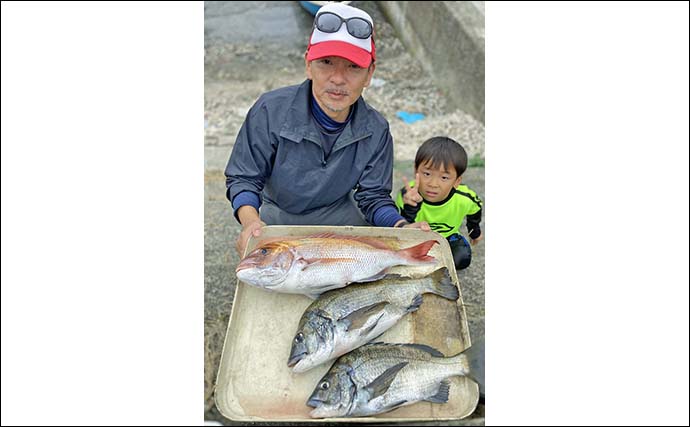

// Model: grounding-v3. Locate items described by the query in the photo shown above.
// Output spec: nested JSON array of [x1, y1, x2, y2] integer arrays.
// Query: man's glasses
[[314, 12, 373, 40]]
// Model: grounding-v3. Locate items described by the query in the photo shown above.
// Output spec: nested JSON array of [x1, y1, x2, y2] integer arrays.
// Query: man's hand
[[402, 173, 423, 207], [235, 205, 266, 257], [470, 231, 483, 246], [236, 220, 266, 257]]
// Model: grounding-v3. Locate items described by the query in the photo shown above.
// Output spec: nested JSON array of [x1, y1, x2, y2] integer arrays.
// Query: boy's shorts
[[448, 234, 472, 270]]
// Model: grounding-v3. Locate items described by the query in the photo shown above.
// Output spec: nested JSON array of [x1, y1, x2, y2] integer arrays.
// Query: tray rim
[[214, 225, 478, 422]]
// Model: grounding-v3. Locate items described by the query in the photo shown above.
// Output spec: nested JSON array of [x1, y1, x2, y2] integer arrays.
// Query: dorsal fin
[[399, 343, 446, 357], [303, 233, 393, 250], [359, 342, 445, 357]]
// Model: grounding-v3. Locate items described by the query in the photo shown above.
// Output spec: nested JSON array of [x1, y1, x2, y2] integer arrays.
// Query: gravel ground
[[204, 2, 484, 424]]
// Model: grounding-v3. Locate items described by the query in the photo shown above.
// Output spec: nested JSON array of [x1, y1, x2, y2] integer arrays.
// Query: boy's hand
[[393, 219, 431, 231], [470, 231, 483, 246], [403, 221, 431, 231], [236, 220, 266, 257], [402, 173, 423, 206]]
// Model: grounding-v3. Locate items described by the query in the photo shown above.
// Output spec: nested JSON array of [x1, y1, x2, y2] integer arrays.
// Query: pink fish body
[[236, 234, 438, 296]]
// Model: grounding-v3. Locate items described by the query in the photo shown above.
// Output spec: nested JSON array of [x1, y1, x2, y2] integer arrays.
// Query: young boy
[[395, 136, 483, 270]]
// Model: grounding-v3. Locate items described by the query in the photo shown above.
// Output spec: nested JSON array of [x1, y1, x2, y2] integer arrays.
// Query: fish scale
[[289, 269, 458, 373], [236, 235, 438, 296], [309, 343, 470, 417], [283, 240, 425, 292], [325, 280, 432, 320], [347, 349, 464, 400]]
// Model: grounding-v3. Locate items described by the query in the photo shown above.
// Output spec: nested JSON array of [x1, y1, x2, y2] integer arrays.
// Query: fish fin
[[365, 362, 408, 400], [341, 302, 389, 331], [406, 294, 424, 312], [399, 343, 446, 357], [425, 380, 450, 404], [303, 282, 346, 299], [397, 240, 438, 264], [353, 270, 389, 283], [369, 331, 386, 342], [360, 312, 385, 336], [295, 258, 318, 271], [385, 400, 408, 411], [379, 273, 406, 280], [352, 272, 405, 283], [430, 267, 459, 300], [303, 233, 393, 250]]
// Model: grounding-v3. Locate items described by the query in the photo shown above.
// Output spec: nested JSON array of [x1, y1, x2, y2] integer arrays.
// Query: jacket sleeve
[[224, 100, 277, 214], [353, 126, 398, 224]]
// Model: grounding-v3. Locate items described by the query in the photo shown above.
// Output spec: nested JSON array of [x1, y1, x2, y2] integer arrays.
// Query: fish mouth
[[306, 397, 323, 408], [287, 351, 307, 368], [235, 258, 258, 272], [309, 404, 344, 419]]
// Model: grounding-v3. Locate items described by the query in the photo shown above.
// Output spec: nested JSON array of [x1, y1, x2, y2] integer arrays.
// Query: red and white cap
[[306, 3, 376, 68]]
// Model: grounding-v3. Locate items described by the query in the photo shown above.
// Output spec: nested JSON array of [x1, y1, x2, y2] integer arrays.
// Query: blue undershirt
[[310, 95, 351, 133]]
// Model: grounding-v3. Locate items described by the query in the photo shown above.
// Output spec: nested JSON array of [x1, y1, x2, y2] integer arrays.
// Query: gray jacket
[[224, 79, 396, 225]]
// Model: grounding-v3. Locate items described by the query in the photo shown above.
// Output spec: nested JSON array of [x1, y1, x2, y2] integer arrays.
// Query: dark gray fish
[[288, 268, 458, 373], [306, 341, 483, 418]]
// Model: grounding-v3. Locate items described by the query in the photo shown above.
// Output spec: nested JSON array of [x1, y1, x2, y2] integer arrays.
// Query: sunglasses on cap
[[314, 12, 373, 40]]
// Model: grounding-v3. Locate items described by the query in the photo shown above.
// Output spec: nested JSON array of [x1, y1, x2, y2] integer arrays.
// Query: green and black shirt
[[395, 180, 483, 239]]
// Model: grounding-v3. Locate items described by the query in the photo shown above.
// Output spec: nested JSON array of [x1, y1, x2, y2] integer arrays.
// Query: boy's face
[[416, 160, 462, 203]]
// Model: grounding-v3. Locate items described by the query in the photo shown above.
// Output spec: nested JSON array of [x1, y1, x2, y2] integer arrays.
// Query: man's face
[[306, 55, 375, 122]]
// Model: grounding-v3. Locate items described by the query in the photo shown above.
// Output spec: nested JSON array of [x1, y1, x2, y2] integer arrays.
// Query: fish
[[235, 233, 438, 297], [306, 341, 484, 418], [288, 267, 459, 373]]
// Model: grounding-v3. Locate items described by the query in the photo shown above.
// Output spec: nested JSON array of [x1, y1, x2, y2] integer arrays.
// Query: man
[[225, 3, 429, 256]]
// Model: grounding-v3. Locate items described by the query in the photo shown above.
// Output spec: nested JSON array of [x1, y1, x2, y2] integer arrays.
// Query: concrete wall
[[378, 1, 485, 123]]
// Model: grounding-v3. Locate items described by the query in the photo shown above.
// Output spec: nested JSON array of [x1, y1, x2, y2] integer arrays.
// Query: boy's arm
[[395, 186, 421, 223], [466, 209, 482, 241], [401, 189, 422, 222], [465, 190, 483, 242]]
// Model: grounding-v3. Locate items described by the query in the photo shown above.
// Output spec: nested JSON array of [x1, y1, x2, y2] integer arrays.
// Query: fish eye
[[294, 332, 304, 343], [260, 248, 268, 255], [320, 381, 330, 390]]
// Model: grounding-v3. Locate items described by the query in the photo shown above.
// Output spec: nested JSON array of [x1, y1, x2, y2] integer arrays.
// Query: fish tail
[[397, 240, 438, 264], [429, 267, 459, 300]]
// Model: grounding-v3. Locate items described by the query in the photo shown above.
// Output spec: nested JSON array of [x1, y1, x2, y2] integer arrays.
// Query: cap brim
[[307, 41, 372, 68]]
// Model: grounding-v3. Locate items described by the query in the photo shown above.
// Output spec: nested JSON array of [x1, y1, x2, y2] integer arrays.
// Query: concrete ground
[[204, 2, 484, 425]]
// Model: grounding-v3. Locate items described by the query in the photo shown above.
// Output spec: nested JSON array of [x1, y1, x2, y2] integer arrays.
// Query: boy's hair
[[414, 136, 468, 178]]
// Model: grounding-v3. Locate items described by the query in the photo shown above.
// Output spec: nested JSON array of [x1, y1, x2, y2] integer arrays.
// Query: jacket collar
[[279, 80, 373, 151]]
